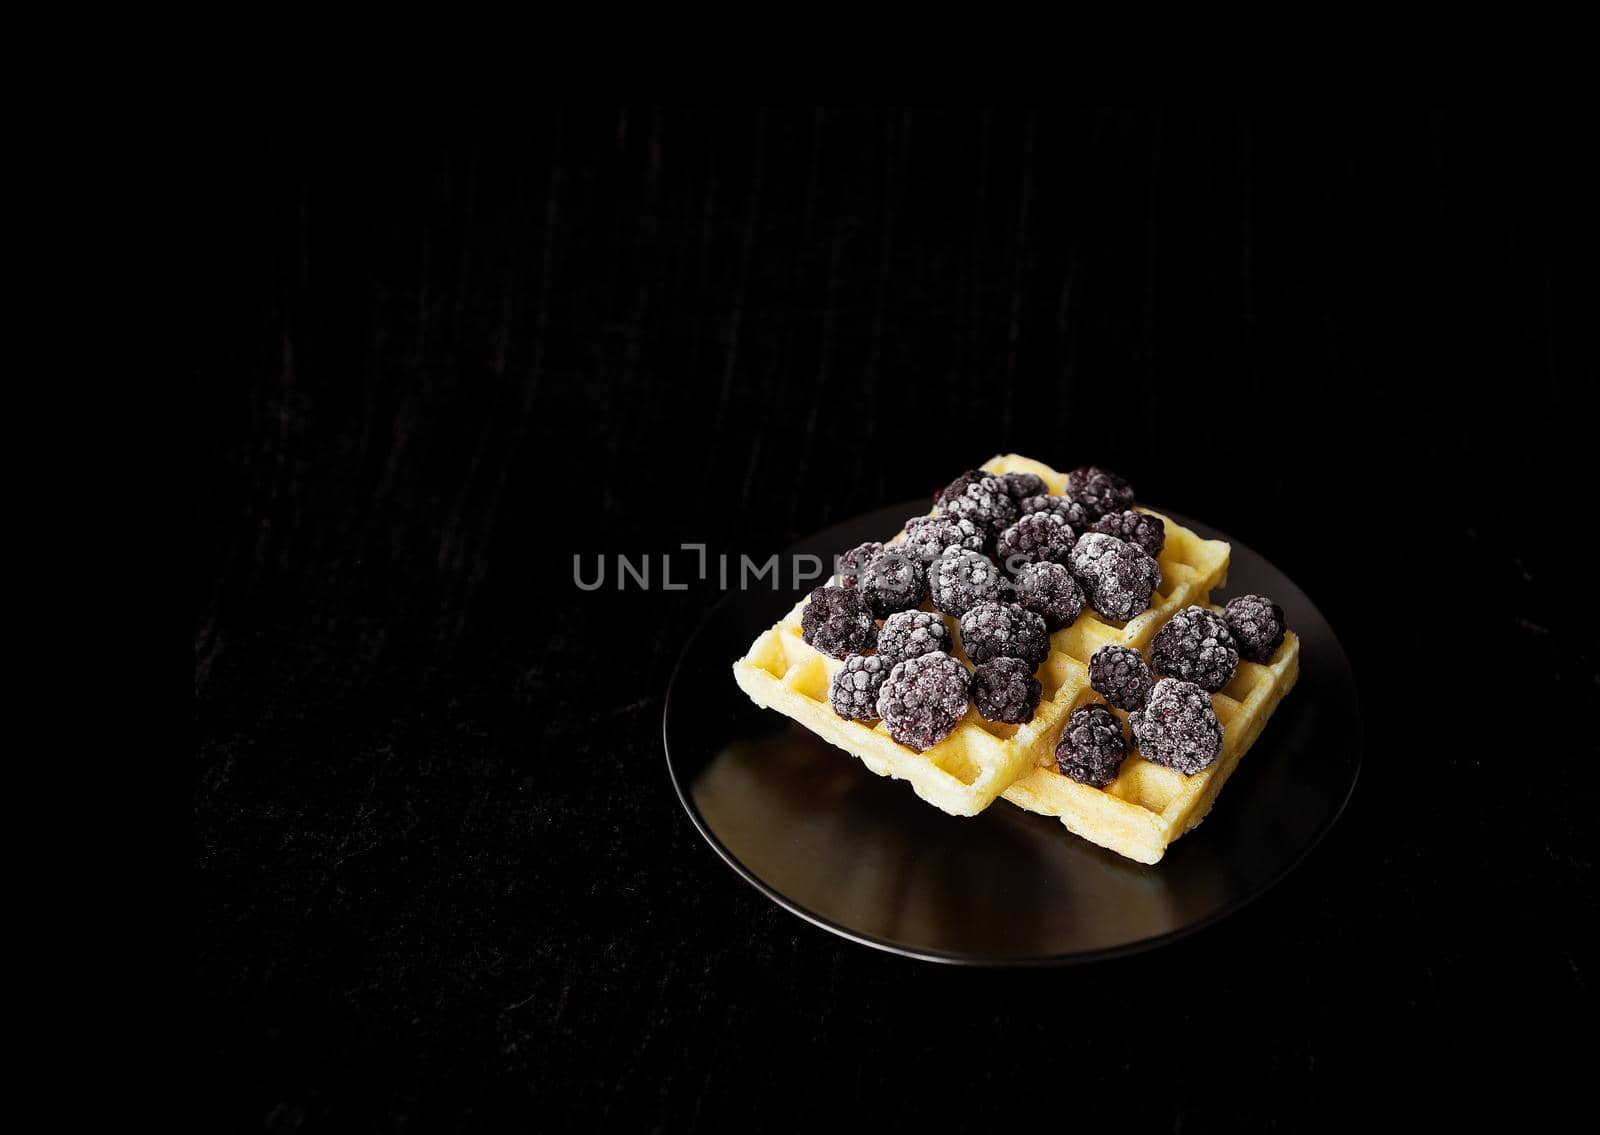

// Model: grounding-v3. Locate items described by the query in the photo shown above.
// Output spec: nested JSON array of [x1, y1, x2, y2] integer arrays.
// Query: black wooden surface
[[197, 109, 1591, 1130]]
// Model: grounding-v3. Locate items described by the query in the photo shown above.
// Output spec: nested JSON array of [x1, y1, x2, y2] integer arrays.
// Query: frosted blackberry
[[972, 657, 1043, 724], [901, 514, 985, 564], [1224, 595, 1287, 663], [997, 471, 1047, 500], [876, 651, 972, 752], [836, 541, 885, 588], [1021, 494, 1092, 532], [1069, 532, 1162, 621], [1089, 645, 1153, 711], [877, 610, 953, 667], [958, 601, 1049, 667], [1091, 510, 1165, 559], [1055, 704, 1127, 788], [1150, 605, 1239, 692], [934, 469, 990, 508], [1131, 678, 1224, 774], [942, 475, 1019, 534], [859, 551, 926, 618], [800, 585, 877, 659], [1065, 465, 1135, 520], [995, 513, 1075, 572], [929, 549, 1010, 617], [829, 655, 890, 721], [1013, 561, 1085, 631]]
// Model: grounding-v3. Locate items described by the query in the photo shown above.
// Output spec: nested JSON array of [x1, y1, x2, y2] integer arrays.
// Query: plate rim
[[662, 501, 1362, 966]]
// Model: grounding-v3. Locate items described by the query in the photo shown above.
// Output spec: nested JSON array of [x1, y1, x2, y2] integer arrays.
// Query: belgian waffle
[[1002, 616, 1299, 864], [731, 455, 1231, 816]]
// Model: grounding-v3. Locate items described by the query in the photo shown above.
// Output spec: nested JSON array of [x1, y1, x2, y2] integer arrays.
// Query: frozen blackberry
[[901, 514, 986, 564], [1069, 532, 1162, 622], [997, 471, 1047, 500], [1089, 645, 1153, 711], [1055, 704, 1127, 788], [1013, 561, 1085, 631], [972, 657, 1043, 724], [876, 651, 972, 752], [1020, 494, 1093, 531], [836, 541, 885, 588], [958, 601, 1049, 667], [1131, 678, 1224, 774], [1091, 510, 1165, 559], [877, 610, 953, 667], [929, 549, 1010, 617], [800, 585, 877, 659], [1150, 605, 1239, 692], [934, 469, 990, 508], [1224, 595, 1287, 663], [995, 513, 1075, 572], [1065, 465, 1135, 520], [942, 475, 1019, 534], [859, 551, 926, 617], [829, 654, 890, 721]]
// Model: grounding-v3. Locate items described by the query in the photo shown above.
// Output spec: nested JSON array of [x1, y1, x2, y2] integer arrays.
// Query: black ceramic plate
[[664, 502, 1361, 965]]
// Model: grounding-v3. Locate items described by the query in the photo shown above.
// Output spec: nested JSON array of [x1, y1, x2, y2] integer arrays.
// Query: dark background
[[198, 108, 1591, 1130]]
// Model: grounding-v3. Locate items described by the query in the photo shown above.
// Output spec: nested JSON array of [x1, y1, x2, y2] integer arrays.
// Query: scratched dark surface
[[197, 109, 1591, 1130]]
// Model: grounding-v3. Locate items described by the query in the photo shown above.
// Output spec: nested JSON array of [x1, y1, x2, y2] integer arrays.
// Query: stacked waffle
[[732, 455, 1297, 863]]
